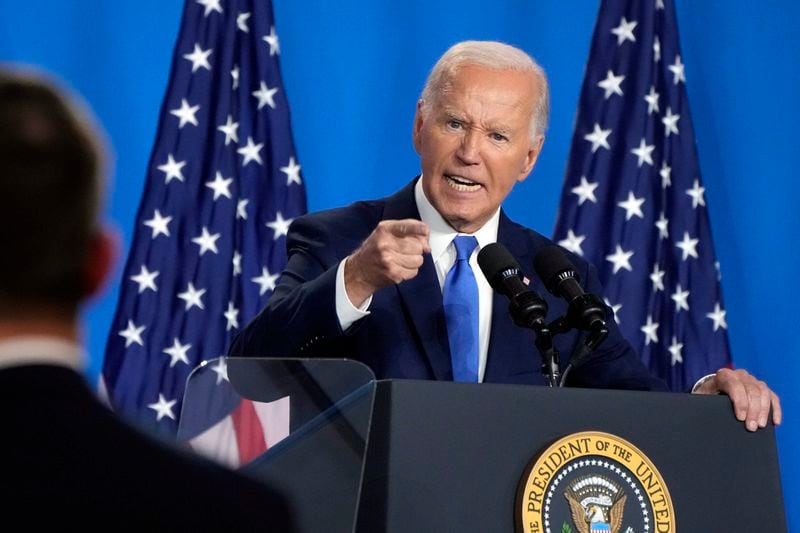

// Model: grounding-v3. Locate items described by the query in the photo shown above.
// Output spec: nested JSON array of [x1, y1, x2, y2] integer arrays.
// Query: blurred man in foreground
[[0, 66, 294, 528]]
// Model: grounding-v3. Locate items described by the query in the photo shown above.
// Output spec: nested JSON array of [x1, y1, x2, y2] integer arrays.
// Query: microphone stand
[[504, 290, 562, 387], [530, 314, 609, 388], [557, 321, 608, 387], [531, 322, 560, 388]]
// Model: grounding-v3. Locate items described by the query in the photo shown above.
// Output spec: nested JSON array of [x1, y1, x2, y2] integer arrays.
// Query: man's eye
[[491, 133, 508, 142], [447, 120, 463, 129]]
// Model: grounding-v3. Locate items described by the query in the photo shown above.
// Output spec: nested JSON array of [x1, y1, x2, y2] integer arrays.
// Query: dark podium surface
[[181, 359, 786, 532]]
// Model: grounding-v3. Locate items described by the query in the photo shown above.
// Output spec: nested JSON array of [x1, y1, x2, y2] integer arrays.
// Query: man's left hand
[[694, 368, 781, 432]]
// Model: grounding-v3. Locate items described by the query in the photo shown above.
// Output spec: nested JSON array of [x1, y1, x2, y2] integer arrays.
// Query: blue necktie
[[443, 235, 479, 382]]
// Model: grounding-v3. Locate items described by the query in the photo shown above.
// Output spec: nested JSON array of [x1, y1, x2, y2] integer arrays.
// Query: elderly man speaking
[[230, 40, 780, 433]]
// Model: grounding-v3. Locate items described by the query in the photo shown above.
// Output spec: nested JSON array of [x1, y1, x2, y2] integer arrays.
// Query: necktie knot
[[453, 235, 478, 262]]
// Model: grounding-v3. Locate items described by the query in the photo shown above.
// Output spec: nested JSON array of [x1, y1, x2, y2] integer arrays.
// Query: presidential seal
[[516, 431, 674, 533]]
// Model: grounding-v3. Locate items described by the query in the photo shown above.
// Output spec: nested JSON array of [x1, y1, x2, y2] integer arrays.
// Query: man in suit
[[231, 41, 780, 432], [0, 67, 295, 528]]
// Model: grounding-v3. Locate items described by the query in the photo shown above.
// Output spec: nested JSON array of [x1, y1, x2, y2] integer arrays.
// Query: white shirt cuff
[[336, 257, 371, 331], [691, 373, 718, 394]]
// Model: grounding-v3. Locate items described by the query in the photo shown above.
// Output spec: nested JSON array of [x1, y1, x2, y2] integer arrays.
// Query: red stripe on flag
[[230, 399, 268, 465]]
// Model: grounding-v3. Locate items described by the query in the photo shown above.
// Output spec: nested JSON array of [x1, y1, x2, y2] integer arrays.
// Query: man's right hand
[[344, 219, 431, 307]]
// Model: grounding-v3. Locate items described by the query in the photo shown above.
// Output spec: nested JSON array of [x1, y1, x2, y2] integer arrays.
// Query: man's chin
[[441, 211, 482, 234]]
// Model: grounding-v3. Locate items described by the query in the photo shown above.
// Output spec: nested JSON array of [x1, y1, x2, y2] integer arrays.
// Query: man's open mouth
[[445, 174, 482, 191]]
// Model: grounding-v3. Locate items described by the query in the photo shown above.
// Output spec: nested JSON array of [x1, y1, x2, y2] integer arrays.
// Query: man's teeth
[[445, 175, 480, 191]]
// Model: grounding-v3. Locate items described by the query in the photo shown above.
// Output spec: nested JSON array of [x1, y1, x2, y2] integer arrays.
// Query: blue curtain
[[2, 0, 797, 526]]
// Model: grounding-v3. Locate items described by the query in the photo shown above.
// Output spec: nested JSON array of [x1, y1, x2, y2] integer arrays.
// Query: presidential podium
[[178, 358, 786, 532]]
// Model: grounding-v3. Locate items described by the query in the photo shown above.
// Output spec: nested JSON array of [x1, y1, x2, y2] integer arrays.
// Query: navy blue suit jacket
[[231, 180, 667, 391]]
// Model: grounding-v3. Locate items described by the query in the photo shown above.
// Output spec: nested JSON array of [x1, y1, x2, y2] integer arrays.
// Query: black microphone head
[[533, 245, 581, 296], [477, 242, 522, 291]]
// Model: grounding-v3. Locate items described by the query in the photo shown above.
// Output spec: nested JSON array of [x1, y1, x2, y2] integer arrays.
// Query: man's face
[[413, 64, 543, 234]]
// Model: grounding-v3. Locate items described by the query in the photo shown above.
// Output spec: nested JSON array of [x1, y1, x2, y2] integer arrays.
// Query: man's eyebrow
[[440, 109, 515, 135], [442, 110, 467, 121]]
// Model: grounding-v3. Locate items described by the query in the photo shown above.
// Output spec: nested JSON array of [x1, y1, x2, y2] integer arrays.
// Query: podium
[[178, 358, 786, 532]]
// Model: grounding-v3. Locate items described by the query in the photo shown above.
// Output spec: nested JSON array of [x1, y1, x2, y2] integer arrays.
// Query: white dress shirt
[[335, 178, 499, 382]]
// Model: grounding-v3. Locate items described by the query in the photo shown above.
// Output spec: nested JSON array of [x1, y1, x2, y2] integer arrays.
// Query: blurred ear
[[83, 225, 118, 300], [518, 134, 545, 183], [412, 100, 425, 155]]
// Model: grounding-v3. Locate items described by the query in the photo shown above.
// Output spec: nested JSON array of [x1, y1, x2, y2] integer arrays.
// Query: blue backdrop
[[2, 0, 797, 526]]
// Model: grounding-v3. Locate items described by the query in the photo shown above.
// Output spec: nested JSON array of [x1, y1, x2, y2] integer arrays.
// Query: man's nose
[[456, 130, 481, 165]]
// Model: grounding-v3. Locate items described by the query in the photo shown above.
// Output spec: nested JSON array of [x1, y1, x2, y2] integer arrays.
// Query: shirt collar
[[414, 177, 500, 262], [0, 335, 85, 371]]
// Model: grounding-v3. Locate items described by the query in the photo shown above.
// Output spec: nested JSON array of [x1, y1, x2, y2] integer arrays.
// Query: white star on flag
[[653, 35, 661, 62], [205, 172, 233, 200], [148, 394, 177, 421], [236, 12, 251, 32], [668, 336, 683, 365], [177, 282, 207, 311], [571, 176, 599, 205], [183, 43, 213, 73], [196, 0, 222, 17], [263, 26, 280, 55], [211, 357, 229, 385], [157, 154, 186, 183], [118, 320, 145, 348], [659, 161, 672, 188], [671, 284, 690, 312], [163, 338, 192, 367], [655, 213, 669, 240], [252, 266, 279, 296], [169, 99, 200, 128], [236, 199, 249, 220], [217, 115, 239, 145], [191, 226, 221, 256], [143, 209, 172, 239], [631, 138, 655, 167], [238, 136, 264, 166], [611, 17, 637, 45], [558, 229, 586, 256], [266, 212, 293, 240], [224, 302, 240, 331], [130, 265, 159, 294], [640, 315, 659, 345], [253, 82, 278, 110], [662, 107, 680, 136], [706, 303, 727, 331], [605, 245, 634, 274], [644, 86, 659, 114], [617, 191, 645, 220], [232, 251, 242, 276], [230, 65, 240, 89], [281, 157, 302, 185], [584, 123, 612, 152], [603, 298, 622, 324], [597, 70, 625, 99], [675, 231, 699, 260], [650, 263, 665, 292], [669, 55, 686, 84], [686, 179, 706, 208]]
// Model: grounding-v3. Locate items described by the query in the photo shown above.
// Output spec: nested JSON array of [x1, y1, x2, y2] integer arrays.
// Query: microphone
[[477, 242, 548, 330], [533, 245, 607, 332]]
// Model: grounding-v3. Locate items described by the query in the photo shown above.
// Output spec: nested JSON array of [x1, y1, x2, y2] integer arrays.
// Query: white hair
[[419, 40, 550, 141]]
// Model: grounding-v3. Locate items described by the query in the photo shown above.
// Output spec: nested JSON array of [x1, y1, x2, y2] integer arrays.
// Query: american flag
[[101, 0, 305, 445], [553, 0, 731, 391]]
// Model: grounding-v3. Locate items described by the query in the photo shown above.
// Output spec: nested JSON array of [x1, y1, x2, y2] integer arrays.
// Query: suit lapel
[[383, 179, 453, 380], [484, 212, 540, 382]]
